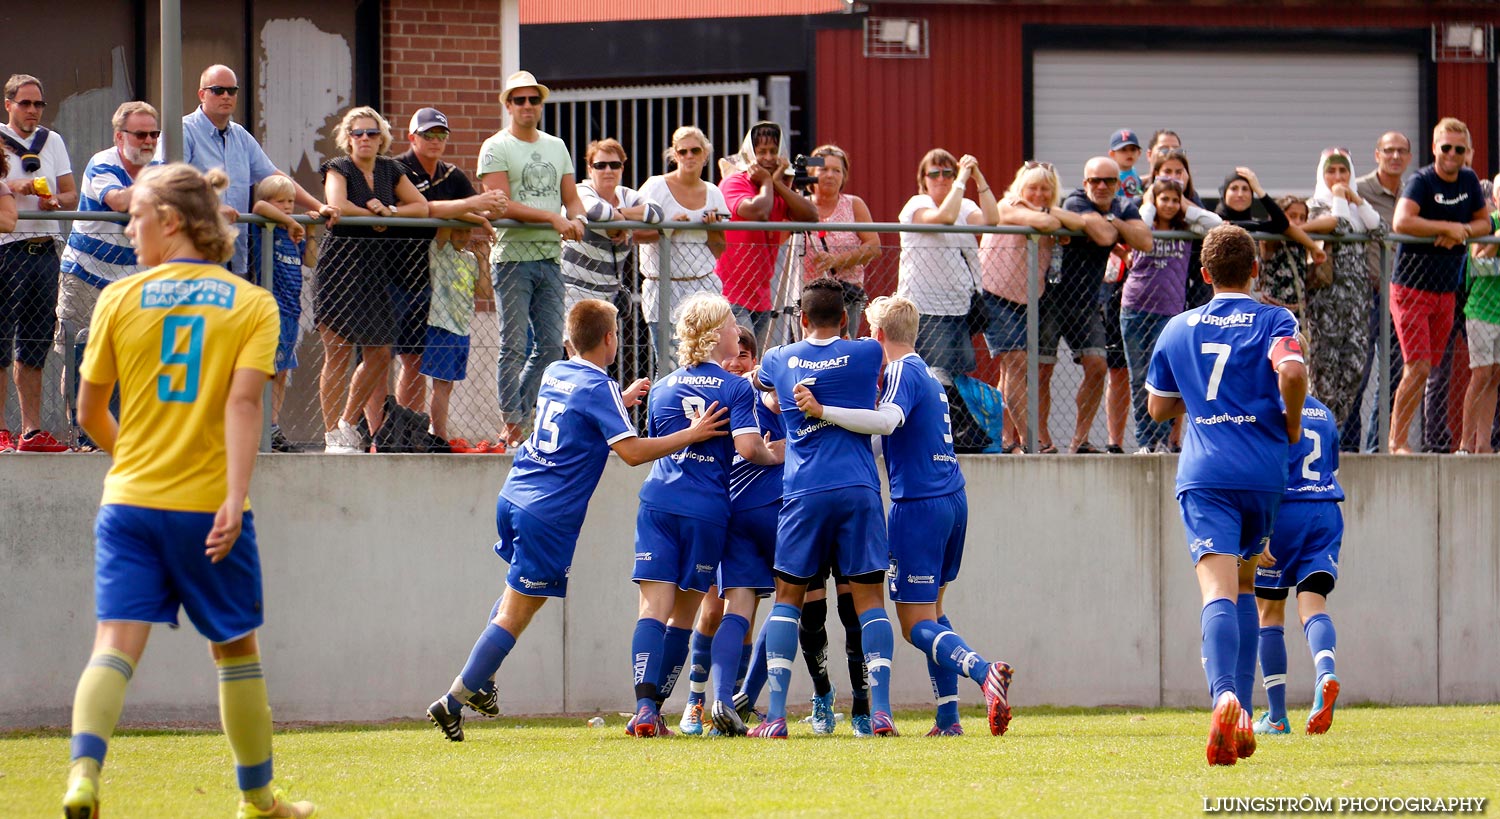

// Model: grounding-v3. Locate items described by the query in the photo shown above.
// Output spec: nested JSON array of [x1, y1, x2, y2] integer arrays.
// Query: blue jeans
[[1120, 307, 1172, 449], [914, 314, 976, 377], [493, 259, 566, 425]]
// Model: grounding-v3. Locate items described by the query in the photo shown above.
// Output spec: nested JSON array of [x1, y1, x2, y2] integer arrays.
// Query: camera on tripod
[[790, 154, 824, 193]]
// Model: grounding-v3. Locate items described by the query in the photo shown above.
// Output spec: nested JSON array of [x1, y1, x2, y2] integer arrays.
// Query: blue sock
[[1200, 598, 1238, 703], [1304, 613, 1337, 679], [735, 641, 753, 691], [687, 629, 713, 707], [656, 626, 693, 703], [764, 603, 801, 721], [931, 615, 960, 725], [910, 618, 981, 725], [631, 618, 666, 711], [858, 607, 896, 716], [454, 623, 517, 705], [1259, 626, 1288, 723], [712, 615, 750, 705], [1234, 594, 1259, 707], [740, 626, 769, 706]]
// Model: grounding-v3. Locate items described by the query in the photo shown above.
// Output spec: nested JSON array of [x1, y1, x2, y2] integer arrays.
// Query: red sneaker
[[1206, 692, 1240, 766], [18, 429, 69, 453], [0, 429, 15, 452], [447, 438, 475, 453]]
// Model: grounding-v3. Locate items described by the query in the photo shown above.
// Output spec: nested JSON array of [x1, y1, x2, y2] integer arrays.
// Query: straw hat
[[500, 71, 550, 104]]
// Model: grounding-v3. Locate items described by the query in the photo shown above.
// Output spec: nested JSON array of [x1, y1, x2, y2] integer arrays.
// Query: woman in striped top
[[560, 138, 662, 325]]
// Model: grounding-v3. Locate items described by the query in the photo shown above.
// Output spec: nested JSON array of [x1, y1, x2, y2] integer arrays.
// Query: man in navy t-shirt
[[426, 299, 728, 742], [1389, 118, 1490, 453], [1146, 224, 1308, 766]]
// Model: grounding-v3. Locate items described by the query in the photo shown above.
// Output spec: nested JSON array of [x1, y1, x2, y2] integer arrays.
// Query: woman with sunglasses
[[799, 144, 880, 335], [561, 138, 663, 326], [897, 149, 999, 378], [637, 126, 728, 353], [1296, 147, 1383, 431], [314, 106, 428, 453]]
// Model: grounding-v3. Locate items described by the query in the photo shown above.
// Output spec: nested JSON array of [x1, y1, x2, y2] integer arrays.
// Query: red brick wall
[[382, 0, 502, 179]]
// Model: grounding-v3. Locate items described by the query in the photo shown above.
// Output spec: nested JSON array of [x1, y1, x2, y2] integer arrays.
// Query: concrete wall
[[2, 453, 1495, 728]]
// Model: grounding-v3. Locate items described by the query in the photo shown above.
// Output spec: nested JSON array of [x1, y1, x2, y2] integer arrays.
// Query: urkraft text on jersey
[[1190, 312, 1255, 328], [1302, 406, 1329, 420], [787, 354, 852, 371], [541, 374, 578, 393], [670, 375, 725, 388]]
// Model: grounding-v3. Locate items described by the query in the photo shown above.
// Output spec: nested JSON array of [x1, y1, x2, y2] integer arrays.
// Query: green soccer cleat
[[62, 776, 98, 819], [679, 702, 704, 736], [1253, 712, 1290, 735], [237, 788, 317, 818]]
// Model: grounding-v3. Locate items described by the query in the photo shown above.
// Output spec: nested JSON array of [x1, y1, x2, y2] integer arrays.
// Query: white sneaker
[[324, 420, 363, 454]]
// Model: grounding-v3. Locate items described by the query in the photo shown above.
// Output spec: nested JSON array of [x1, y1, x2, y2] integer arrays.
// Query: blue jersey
[[638, 361, 761, 523], [755, 335, 883, 499], [730, 377, 785, 511], [878, 354, 965, 501], [248, 226, 305, 324], [499, 358, 636, 532], [1146, 293, 1300, 494], [1284, 396, 1344, 503]]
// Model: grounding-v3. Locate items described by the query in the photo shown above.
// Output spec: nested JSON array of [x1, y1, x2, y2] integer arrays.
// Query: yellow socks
[[69, 647, 136, 785], [217, 654, 276, 809]]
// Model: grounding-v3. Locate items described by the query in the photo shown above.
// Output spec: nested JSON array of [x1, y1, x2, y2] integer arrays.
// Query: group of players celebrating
[[58, 164, 1344, 818]]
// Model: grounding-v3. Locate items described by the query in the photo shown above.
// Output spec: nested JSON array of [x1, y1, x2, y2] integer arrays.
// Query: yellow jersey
[[81, 261, 279, 512]]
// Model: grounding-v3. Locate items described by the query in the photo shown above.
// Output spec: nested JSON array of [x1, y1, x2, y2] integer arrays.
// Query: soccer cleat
[[1235, 707, 1256, 759], [871, 711, 898, 737], [983, 661, 1015, 736], [679, 702, 705, 736], [427, 696, 465, 742], [810, 684, 836, 735], [1306, 673, 1340, 735], [466, 680, 499, 717], [731, 691, 764, 724], [850, 713, 873, 738], [747, 717, 787, 739], [1205, 691, 1241, 766], [711, 699, 747, 736], [655, 713, 675, 737], [62, 776, 98, 819], [18, 429, 69, 452], [237, 788, 317, 818], [925, 722, 964, 737], [1253, 712, 1290, 735], [625, 704, 659, 738]]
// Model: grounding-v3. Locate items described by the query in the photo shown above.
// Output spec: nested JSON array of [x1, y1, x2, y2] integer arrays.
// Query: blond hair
[[1434, 117, 1470, 144], [254, 174, 295, 203], [135, 164, 238, 264], [663, 126, 713, 169], [865, 296, 919, 345], [111, 101, 159, 132], [335, 106, 393, 155], [567, 299, 619, 353], [674, 293, 733, 368], [1005, 162, 1061, 207]]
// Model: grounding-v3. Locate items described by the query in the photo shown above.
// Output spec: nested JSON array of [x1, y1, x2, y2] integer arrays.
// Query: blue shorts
[[981, 293, 1027, 355], [887, 490, 967, 604], [1179, 488, 1281, 564], [633, 506, 725, 594], [419, 326, 470, 382], [94, 504, 264, 644], [391, 284, 432, 356], [495, 495, 576, 598], [776, 486, 888, 582], [274, 311, 299, 372], [1255, 501, 1343, 590], [720, 501, 778, 595]]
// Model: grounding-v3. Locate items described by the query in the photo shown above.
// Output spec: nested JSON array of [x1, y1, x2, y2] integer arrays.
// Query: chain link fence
[[6, 211, 1498, 455]]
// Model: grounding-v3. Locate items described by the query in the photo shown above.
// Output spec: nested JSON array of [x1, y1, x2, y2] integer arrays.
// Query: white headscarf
[[1312, 148, 1378, 233]]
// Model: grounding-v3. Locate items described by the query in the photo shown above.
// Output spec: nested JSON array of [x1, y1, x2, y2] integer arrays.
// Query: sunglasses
[[1023, 160, 1054, 172], [1085, 177, 1120, 186], [590, 160, 624, 170], [674, 146, 704, 157], [418, 131, 450, 141], [924, 167, 957, 179], [202, 85, 239, 96], [122, 129, 161, 140], [9, 99, 46, 109], [349, 128, 381, 138], [508, 94, 543, 107], [1439, 143, 1469, 155]]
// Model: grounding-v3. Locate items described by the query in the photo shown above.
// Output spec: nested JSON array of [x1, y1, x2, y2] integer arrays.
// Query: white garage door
[[1033, 50, 1421, 199]]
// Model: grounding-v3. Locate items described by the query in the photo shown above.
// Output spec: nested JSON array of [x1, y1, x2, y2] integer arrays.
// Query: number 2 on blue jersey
[[1299, 428, 1324, 481], [157, 315, 204, 403]]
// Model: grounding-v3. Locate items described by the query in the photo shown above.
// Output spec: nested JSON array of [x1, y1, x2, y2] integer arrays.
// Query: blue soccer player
[[1254, 390, 1342, 736], [64, 164, 314, 818], [748, 276, 899, 738], [794, 295, 1014, 737], [427, 298, 729, 741], [628, 294, 783, 737], [1146, 223, 1308, 766]]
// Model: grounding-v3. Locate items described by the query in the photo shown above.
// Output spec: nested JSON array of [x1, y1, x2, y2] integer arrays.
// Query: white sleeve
[[819, 402, 905, 435]]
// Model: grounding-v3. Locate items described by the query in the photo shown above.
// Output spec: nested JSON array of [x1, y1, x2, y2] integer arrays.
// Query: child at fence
[[422, 226, 490, 443], [249, 176, 317, 452], [1256, 195, 1309, 318]]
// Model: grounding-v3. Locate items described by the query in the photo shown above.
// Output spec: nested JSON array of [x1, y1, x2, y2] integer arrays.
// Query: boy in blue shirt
[[1254, 392, 1343, 736], [427, 299, 728, 741], [249, 176, 318, 452], [795, 295, 1015, 737], [1146, 224, 1308, 766], [749, 277, 897, 737]]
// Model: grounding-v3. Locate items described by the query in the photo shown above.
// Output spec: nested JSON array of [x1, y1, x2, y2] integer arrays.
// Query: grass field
[[5, 705, 1496, 818]]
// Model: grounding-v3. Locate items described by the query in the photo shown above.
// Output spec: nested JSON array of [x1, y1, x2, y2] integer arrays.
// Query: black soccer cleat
[[428, 696, 465, 742]]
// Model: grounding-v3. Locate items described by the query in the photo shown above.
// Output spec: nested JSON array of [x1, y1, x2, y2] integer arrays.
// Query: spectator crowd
[[3, 67, 1499, 456]]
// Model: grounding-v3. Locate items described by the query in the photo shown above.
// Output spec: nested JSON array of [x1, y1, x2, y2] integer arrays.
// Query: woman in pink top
[[801, 144, 880, 335], [980, 160, 1085, 453]]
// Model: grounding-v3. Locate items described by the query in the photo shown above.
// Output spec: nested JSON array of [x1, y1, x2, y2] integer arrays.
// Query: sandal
[[1072, 441, 1102, 454], [1002, 442, 1023, 454], [1038, 444, 1058, 454]]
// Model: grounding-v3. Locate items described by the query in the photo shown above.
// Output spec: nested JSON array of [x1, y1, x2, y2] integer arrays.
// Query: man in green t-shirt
[[1460, 177, 1500, 453], [478, 70, 588, 446]]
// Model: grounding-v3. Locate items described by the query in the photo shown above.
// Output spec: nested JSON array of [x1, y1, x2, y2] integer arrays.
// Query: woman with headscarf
[[1300, 147, 1384, 429]]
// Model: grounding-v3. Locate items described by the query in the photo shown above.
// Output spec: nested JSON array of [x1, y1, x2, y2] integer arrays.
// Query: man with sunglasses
[[1, 73, 77, 453], [182, 65, 337, 278], [1388, 118, 1490, 454]]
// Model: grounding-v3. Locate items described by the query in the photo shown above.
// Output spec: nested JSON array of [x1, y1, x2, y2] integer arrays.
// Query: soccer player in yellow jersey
[[62, 164, 315, 819]]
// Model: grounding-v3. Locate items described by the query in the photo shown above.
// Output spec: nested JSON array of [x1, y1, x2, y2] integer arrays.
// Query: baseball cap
[[409, 107, 450, 135], [1109, 129, 1140, 151]]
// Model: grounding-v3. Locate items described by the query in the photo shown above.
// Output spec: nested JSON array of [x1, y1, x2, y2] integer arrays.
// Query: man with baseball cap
[[387, 107, 507, 413], [477, 71, 589, 447], [1109, 128, 1144, 199]]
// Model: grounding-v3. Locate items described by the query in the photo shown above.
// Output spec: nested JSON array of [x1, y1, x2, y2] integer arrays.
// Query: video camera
[[790, 154, 824, 194]]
